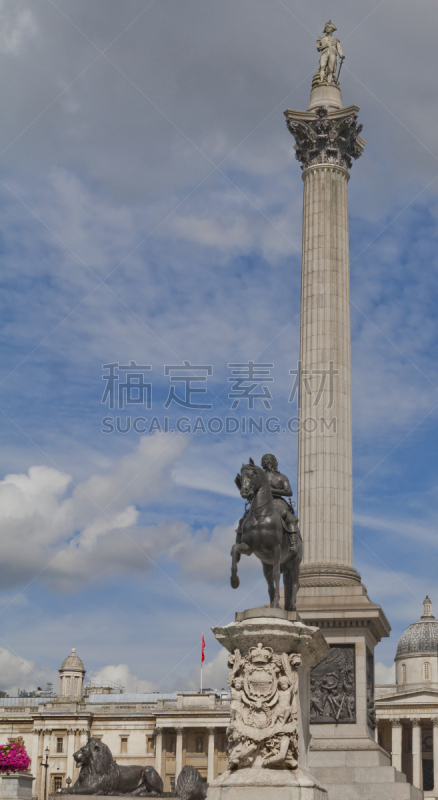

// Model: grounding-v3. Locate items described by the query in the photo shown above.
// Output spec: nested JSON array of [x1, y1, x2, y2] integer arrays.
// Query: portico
[[153, 717, 228, 790], [376, 597, 438, 795]]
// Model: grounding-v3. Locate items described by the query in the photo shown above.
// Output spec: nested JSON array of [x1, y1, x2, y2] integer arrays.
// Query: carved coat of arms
[[226, 643, 300, 770]]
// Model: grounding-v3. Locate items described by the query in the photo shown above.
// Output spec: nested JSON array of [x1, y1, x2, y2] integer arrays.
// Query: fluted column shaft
[[207, 729, 215, 783], [298, 164, 352, 569], [155, 729, 163, 776], [175, 728, 183, 779], [433, 719, 438, 792], [412, 719, 422, 789], [66, 730, 76, 785], [390, 719, 402, 772]]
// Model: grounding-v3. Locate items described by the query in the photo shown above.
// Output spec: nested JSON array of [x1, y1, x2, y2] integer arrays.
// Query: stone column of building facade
[[79, 728, 89, 748], [207, 728, 215, 783], [31, 728, 42, 800], [433, 719, 438, 795], [66, 729, 76, 785], [154, 728, 163, 775], [175, 728, 183, 778], [390, 719, 403, 772], [411, 720, 422, 789]]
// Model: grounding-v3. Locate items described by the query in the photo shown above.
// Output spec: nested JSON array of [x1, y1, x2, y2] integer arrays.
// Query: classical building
[[376, 597, 438, 796], [0, 648, 229, 799]]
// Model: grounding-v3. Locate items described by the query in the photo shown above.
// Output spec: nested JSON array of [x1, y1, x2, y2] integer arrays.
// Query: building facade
[[0, 649, 229, 799], [376, 597, 438, 796]]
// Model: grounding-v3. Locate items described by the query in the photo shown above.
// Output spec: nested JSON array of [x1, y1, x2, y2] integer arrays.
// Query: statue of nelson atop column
[[316, 20, 344, 85]]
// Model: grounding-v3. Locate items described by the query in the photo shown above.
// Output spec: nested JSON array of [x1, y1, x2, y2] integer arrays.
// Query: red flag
[[201, 633, 205, 663]]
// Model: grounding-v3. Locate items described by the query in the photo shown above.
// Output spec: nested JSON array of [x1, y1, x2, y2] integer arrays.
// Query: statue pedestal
[[208, 766, 327, 800], [209, 609, 329, 800]]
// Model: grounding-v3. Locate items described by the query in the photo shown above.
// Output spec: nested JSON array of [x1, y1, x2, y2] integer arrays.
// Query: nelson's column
[[284, 22, 420, 799]]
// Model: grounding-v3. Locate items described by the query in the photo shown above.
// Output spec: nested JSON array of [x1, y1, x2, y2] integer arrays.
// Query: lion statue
[[176, 767, 207, 800], [59, 738, 163, 796]]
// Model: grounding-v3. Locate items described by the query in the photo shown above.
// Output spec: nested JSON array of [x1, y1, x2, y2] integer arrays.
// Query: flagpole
[[200, 632, 203, 693]]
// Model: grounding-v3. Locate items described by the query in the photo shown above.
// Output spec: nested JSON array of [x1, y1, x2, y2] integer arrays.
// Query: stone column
[[155, 728, 163, 776], [31, 729, 42, 799], [175, 728, 184, 779], [284, 103, 365, 587], [79, 728, 89, 747], [42, 729, 51, 754], [390, 719, 402, 772], [66, 729, 76, 784], [41, 730, 51, 800], [207, 728, 215, 783], [299, 163, 352, 572], [412, 719, 422, 789], [433, 718, 438, 793]]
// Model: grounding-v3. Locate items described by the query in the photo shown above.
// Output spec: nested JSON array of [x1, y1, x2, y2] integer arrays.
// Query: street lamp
[[66, 777, 72, 792], [41, 747, 49, 800]]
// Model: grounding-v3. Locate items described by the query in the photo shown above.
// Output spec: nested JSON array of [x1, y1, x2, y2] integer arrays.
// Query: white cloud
[[188, 648, 229, 693], [88, 664, 156, 694], [0, 3, 37, 54], [0, 435, 190, 591], [375, 661, 395, 685], [0, 647, 39, 695]]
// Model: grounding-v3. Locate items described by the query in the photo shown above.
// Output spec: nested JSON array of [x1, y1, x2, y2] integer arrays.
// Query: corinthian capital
[[284, 105, 365, 171]]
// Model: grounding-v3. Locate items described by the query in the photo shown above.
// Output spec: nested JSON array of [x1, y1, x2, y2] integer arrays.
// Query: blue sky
[[0, 0, 438, 693]]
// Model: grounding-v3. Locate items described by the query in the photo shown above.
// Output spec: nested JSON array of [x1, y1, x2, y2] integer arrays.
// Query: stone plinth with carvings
[[208, 608, 329, 800]]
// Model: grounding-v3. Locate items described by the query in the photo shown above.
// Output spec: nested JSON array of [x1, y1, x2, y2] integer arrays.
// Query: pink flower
[[0, 742, 31, 774]]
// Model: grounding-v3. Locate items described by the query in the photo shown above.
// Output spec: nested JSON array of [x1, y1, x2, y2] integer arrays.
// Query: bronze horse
[[230, 460, 302, 611]]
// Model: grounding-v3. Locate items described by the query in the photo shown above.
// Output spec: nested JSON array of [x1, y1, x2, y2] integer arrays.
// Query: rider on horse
[[235, 454, 300, 553]]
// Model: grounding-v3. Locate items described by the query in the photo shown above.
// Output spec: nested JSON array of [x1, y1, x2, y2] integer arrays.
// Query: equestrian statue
[[231, 454, 302, 611]]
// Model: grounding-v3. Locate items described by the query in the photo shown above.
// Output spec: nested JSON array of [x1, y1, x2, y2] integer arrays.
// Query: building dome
[[60, 647, 85, 672], [395, 597, 438, 660], [58, 648, 85, 700]]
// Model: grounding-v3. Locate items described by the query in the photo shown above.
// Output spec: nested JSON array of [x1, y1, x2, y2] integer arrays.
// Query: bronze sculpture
[[231, 456, 302, 610], [59, 739, 206, 799], [59, 738, 163, 795]]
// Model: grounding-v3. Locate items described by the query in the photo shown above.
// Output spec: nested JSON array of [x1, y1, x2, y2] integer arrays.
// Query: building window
[[65, 677, 71, 695], [56, 738, 64, 754], [147, 737, 155, 753], [169, 737, 176, 755], [221, 736, 228, 753], [120, 738, 128, 754], [402, 663, 406, 683], [74, 677, 80, 696], [169, 777, 175, 792], [424, 661, 431, 681], [53, 777, 63, 793], [196, 737, 204, 754]]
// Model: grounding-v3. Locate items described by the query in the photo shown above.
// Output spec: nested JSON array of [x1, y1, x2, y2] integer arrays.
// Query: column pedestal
[[209, 608, 329, 800]]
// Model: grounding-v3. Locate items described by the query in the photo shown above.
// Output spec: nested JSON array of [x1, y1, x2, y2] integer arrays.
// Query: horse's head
[[239, 458, 266, 500]]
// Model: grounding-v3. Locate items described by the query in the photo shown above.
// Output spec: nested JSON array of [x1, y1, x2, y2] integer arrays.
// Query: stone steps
[[312, 766, 408, 784], [311, 766, 423, 800], [316, 784, 422, 800]]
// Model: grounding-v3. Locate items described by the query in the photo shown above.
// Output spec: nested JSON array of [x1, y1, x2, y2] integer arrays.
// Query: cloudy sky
[[0, 0, 438, 694]]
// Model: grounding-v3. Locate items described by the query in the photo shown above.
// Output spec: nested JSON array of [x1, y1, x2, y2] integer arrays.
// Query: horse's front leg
[[273, 544, 282, 608], [262, 562, 275, 607], [230, 543, 251, 589]]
